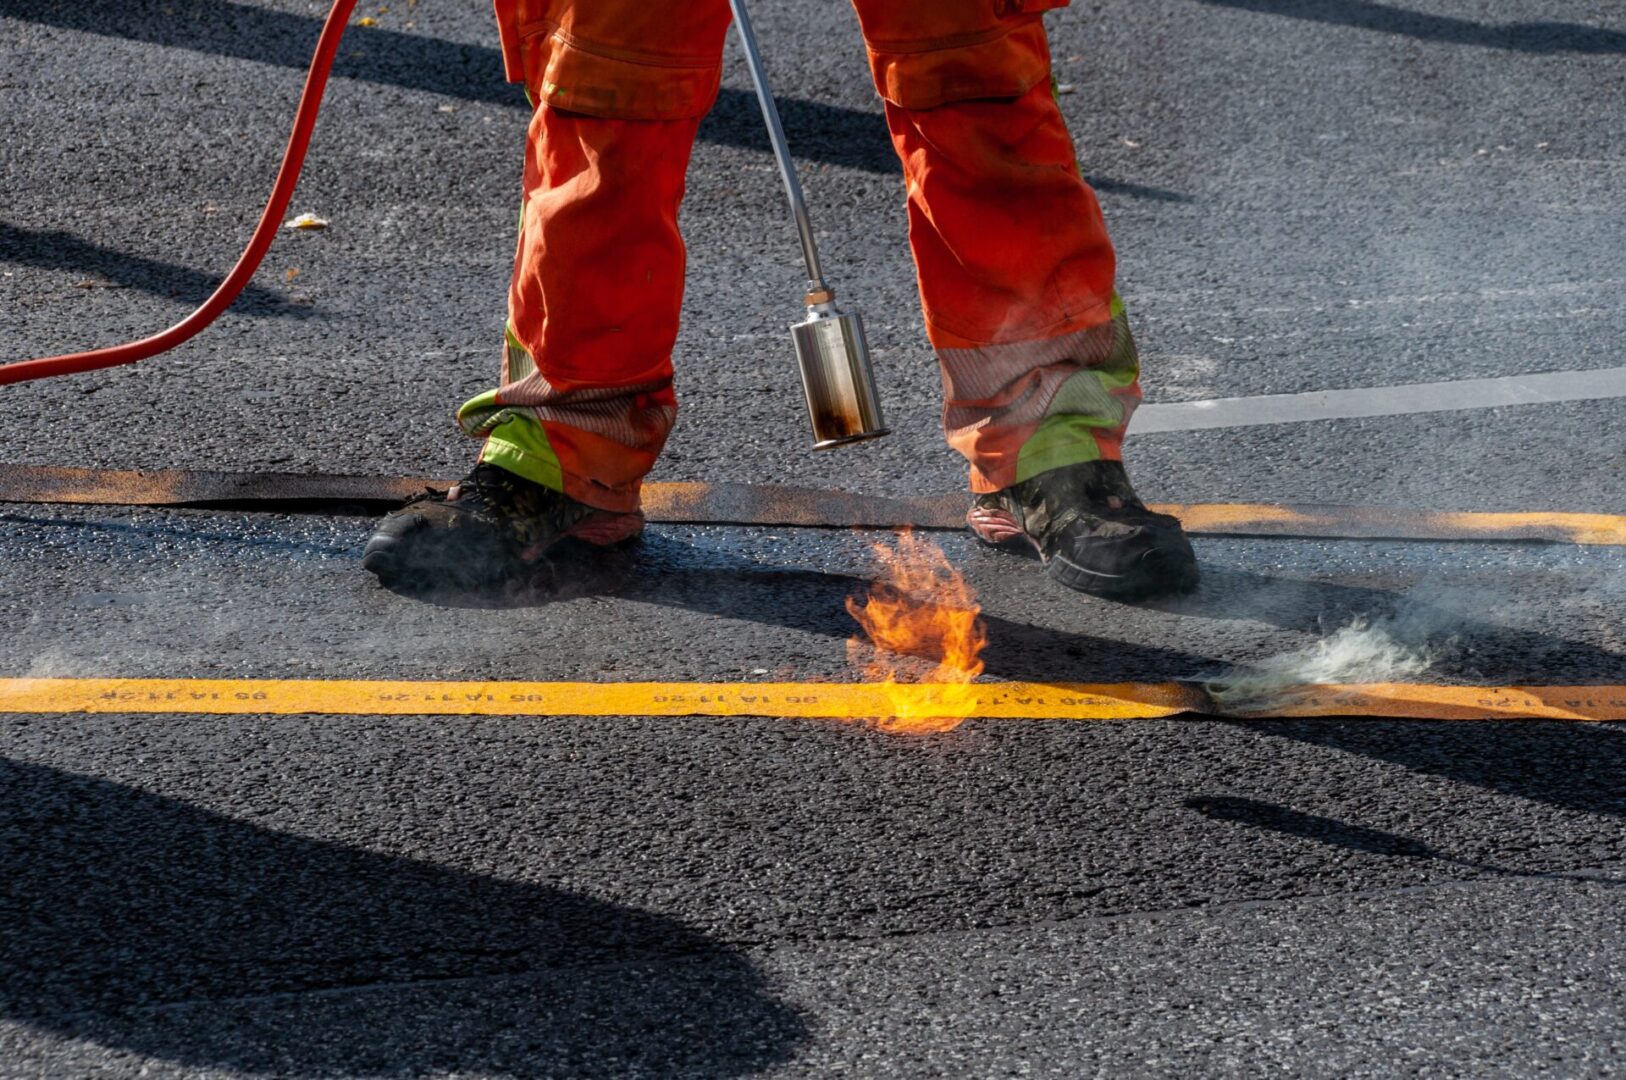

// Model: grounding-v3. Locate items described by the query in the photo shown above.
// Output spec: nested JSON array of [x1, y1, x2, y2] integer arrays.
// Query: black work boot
[[362, 463, 644, 591], [967, 461, 1198, 600]]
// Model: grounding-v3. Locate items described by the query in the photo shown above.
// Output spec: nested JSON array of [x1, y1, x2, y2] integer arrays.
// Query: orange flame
[[845, 529, 988, 734]]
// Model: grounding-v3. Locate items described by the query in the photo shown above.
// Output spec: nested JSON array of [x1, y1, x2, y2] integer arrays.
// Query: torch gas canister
[[792, 298, 888, 450]]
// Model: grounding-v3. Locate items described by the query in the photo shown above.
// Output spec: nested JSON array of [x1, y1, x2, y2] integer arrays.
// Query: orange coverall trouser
[[459, 0, 1140, 514]]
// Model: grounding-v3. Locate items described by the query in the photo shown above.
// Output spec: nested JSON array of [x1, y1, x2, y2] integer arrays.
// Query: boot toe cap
[[1047, 517, 1199, 600]]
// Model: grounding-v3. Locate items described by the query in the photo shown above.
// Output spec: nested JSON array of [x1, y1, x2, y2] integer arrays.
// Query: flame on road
[[845, 529, 987, 734]]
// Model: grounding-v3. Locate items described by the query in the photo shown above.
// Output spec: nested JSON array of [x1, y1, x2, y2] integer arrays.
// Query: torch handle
[[728, 0, 827, 293]]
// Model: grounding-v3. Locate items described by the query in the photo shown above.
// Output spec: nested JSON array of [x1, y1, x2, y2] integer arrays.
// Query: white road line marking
[[1134, 366, 1626, 433]]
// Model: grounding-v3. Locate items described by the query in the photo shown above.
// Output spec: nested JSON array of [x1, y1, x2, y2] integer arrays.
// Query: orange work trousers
[[459, 0, 1140, 513]]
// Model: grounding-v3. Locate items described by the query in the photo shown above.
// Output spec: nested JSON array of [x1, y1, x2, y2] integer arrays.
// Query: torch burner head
[[791, 303, 889, 450]]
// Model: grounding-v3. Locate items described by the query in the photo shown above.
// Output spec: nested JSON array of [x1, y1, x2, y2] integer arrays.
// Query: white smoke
[[1207, 617, 1435, 711], [23, 646, 78, 679], [1205, 586, 1484, 712]]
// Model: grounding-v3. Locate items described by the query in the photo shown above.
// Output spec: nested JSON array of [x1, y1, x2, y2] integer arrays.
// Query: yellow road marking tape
[[1429, 510, 1626, 547], [1160, 503, 1626, 546], [1, 679, 1622, 721]]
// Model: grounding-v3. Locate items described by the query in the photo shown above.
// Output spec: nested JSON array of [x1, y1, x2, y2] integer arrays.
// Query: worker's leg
[[850, 0, 1194, 599], [457, 1, 734, 513], [848, 0, 1134, 495], [364, 2, 730, 589]]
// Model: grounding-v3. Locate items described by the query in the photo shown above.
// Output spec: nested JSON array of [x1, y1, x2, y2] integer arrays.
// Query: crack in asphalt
[[733, 861, 1626, 951]]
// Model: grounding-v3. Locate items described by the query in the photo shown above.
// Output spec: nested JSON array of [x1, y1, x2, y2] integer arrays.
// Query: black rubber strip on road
[[1, 464, 1622, 545]]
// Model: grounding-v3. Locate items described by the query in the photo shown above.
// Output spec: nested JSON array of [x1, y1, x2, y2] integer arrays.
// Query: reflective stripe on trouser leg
[[462, 4, 725, 513], [889, 76, 1133, 494], [938, 295, 1139, 489], [853, 1, 1134, 493]]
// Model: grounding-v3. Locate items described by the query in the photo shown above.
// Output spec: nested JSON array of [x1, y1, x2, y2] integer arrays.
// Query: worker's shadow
[[0, 755, 806, 1078], [409, 531, 1221, 683], [1203, 709, 1626, 831], [405, 530, 1626, 686]]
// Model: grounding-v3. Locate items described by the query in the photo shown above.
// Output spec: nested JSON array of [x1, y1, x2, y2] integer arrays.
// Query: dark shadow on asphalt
[[1184, 794, 1624, 880], [5, 0, 890, 173], [1195, 0, 1626, 54], [390, 533, 1626, 685], [402, 532, 1218, 684], [2, 0, 1193, 199], [1240, 720, 1626, 823], [0, 222, 314, 318], [1186, 795, 1436, 856], [1086, 177, 1195, 204], [0, 756, 806, 1077]]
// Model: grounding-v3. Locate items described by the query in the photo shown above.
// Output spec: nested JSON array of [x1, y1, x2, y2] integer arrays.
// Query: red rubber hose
[[0, 0, 358, 386]]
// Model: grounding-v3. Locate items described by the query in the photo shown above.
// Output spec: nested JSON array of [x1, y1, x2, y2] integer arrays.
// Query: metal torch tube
[[728, 0, 826, 290]]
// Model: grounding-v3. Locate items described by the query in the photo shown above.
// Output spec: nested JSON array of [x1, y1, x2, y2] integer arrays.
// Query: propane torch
[[728, 0, 889, 449]]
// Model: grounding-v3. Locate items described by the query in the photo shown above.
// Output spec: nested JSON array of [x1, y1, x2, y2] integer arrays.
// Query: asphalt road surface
[[2, 1, 1624, 1076]]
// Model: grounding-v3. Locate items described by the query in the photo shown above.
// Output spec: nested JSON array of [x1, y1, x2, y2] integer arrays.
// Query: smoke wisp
[[1204, 587, 1486, 711]]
